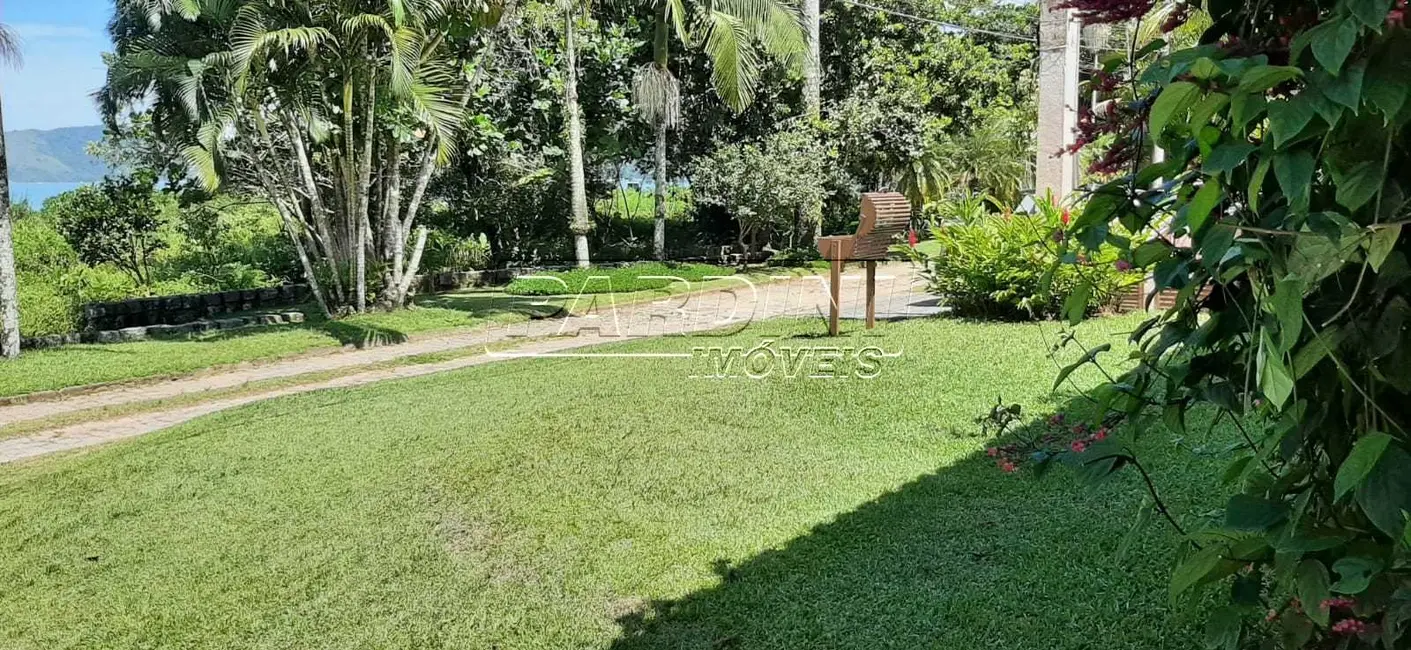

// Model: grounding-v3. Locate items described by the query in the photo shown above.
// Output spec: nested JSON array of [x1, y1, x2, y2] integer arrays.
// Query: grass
[[0, 269, 813, 398], [0, 314, 1235, 649]]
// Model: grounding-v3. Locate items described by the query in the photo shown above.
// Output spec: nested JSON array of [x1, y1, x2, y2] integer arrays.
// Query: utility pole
[[1035, 0, 1081, 202]]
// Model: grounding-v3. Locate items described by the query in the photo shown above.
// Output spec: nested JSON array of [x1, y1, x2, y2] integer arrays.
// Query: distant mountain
[[5, 125, 109, 183]]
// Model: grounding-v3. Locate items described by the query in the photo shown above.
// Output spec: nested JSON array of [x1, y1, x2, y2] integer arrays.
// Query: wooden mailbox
[[815, 192, 912, 336]]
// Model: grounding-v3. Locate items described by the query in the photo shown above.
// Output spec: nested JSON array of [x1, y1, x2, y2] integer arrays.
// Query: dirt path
[[0, 265, 936, 464]]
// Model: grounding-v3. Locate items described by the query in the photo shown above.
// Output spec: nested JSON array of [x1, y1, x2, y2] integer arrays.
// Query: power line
[[832, 0, 1037, 43]]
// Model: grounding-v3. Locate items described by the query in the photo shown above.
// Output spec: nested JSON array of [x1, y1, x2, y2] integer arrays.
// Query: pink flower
[[1093, 427, 1108, 441], [1061, 209, 1072, 225], [1321, 598, 1357, 611], [1331, 619, 1368, 636], [998, 460, 1018, 473], [908, 230, 919, 248], [987, 447, 999, 458], [1115, 259, 1133, 272], [1070, 440, 1088, 453]]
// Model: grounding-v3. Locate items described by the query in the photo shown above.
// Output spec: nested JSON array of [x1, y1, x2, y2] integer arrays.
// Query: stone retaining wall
[[23, 311, 307, 350], [82, 285, 312, 331]]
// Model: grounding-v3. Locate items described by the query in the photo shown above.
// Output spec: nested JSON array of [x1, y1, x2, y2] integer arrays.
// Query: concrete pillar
[[1035, 0, 1081, 202]]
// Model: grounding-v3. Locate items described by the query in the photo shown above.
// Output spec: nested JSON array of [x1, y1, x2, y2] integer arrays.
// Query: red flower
[[1060, 209, 1072, 225], [1388, 8, 1405, 27], [1093, 427, 1108, 441], [1070, 440, 1088, 453], [907, 230, 919, 248]]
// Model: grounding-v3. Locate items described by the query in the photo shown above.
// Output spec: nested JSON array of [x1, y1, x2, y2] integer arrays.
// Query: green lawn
[[0, 315, 1231, 649], [0, 270, 814, 398]]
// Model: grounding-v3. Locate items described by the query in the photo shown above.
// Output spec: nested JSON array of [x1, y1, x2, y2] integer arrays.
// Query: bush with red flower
[[995, 0, 1411, 647]]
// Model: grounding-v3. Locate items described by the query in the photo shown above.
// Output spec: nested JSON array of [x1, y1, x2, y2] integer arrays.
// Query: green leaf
[[1355, 442, 1411, 537], [1331, 556, 1383, 594], [1205, 607, 1242, 650], [1187, 179, 1224, 234], [1249, 156, 1272, 214], [1367, 63, 1410, 119], [1293, 325, 1345, 379], [1314, 61, 1368, 110], [1368, 224, 1402, 271], [1189, 93, 1231, 132], [1221, 455, 1254, 485], [1351, 0, 1394, 29], [1150, 81, 1202, 136], [1335, 432, 1394, 501], [1268, 97, 1317, 149], [1133, 239, 1174, 267], [1335, 160, 1385, 211], [1203, 142, 1257, 176], [1229, 92, 1267, 131], [1238, 65, 1302, 93], [1063, 281, 1093, 326], [1271, 276, 1304, 353], [1311, 18, 1360, 75], [1274, 150, 1316, 214], [1288, 231, 1355, 284], [1171, 545, 1239, 602], [1260, 334, 1295, 409], [1051, 343, 1111, 392], [1226, 494, 1288, 531], [1190, 57, 1222, 80], [1297, 559, 1332, 627]]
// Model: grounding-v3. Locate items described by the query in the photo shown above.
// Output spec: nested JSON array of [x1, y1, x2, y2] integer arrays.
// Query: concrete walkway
[[0, 265, 938, 464]]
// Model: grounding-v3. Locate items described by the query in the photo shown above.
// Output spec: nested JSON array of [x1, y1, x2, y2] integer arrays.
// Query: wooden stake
[[865, 260, 876, 329], [829, 254, 842, 337]]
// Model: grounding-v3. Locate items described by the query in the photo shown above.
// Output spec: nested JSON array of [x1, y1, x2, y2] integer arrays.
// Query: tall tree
[[102, 0, 509, 313], [0, 25, 22, 358], [631, 0, 806, 260], [562, 0, 592, 267]]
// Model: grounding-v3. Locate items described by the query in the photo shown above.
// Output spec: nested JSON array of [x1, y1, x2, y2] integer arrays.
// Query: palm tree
[[632, 0, 806, 260], [0, 24, 23, 358], [104, 0, 503, 313]]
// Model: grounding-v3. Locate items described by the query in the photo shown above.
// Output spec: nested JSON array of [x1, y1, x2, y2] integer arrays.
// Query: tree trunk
[[802, 0, 821, 120], [0, 99, 20, 358], [564, 7, 592, 268], [354, 72, 376, 313], [653, 117, 668, 260]]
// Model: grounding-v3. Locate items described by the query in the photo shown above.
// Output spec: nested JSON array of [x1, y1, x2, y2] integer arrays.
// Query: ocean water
[[10, 182, 89, 207]]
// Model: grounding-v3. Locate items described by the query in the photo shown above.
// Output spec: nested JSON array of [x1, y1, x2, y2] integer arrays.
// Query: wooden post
[[865, 260, 876, 329], [829, 242, 842, 336]]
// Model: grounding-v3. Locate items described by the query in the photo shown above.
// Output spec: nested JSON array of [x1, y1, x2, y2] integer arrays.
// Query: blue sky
[[1, 0, 113, 131]]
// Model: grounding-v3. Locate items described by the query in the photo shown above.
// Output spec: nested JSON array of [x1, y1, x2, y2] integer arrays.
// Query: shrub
[[765, 247, 823, 268], [421, 231, 491, 273], [504, 262, 735, 296], [50, 173, 164, 286], [994, 0, 1411, 647], [909, 199, 1138, 320], [157, 198, 295, 290]]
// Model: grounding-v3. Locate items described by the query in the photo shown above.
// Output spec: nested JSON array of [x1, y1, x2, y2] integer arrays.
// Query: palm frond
[[699, 10, 760, 112], [0, 24, 23, 68]]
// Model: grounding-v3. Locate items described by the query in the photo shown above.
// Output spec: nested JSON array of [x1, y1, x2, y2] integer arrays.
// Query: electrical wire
[[832, 0, 1037, 42]]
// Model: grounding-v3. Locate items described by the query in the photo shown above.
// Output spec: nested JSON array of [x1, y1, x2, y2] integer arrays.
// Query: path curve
[[0, 265, 935, 464]]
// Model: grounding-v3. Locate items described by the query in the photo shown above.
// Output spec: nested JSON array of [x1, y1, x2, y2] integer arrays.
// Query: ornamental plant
[[1006, 0, 1411, 647]]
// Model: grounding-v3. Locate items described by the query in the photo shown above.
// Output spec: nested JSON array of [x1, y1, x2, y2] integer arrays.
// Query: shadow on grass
[[608, 404, 1213, 650]]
